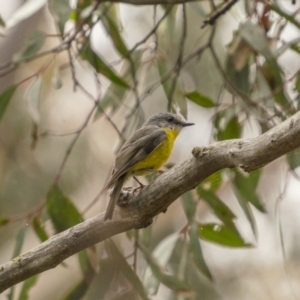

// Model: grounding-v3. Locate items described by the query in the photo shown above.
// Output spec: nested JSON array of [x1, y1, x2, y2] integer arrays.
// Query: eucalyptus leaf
[[32, 217, 48, 242], [140, 243, 192, 293], [0, 85, 17, 122], [181, 191, 197, 222], [270, 4, 300, 31], [197, 187, 236, 225], [185, 91, 215, 108], [18, 276, 38, 300], [80, 43, 130, 88], [0, 218, 9, 226], [232, 169, 265, 213], [200, 171, 223, 192], [94, 50, 142, 121], [287, 149, 300, 170], [105, 240, 149, 300], [6, 0, 47, 28], [13, 30, 46, 62], [0, 14, 5, 27], [46, 184, 83, 233], [189, 224, 213, 281], [25, 76, 42, 124], [240, 21, 272, 59], [144, 233, 180, 295], [217, 115, 241, 141], [48, 0, 71, 34], [226, 55, 250, 94], [198, 223, 251, 248], [102, 14, 128, 57]]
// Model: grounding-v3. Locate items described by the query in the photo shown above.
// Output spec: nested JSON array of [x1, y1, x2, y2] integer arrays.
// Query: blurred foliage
[[0, 0, 300, 299]]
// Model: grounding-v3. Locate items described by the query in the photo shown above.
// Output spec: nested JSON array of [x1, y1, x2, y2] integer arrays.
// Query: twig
[[201, 0, 240, 28]]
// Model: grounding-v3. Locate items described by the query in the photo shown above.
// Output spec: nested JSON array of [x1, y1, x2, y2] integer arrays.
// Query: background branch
[[1, 111, 300, 293]]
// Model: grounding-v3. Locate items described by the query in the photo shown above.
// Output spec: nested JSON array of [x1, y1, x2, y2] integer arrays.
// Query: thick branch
[[1, 112, 300, 292]]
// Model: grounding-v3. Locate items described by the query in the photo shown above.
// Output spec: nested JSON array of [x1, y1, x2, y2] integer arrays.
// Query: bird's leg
[[132, 176, 145, 195], [146, 169, 164, 180], [133, 176, 144, 188], [141, 169, 164, 176], [156, 170, 164, 176]]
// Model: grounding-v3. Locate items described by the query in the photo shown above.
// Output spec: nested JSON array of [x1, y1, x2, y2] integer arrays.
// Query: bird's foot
[[117, 187, 134, 207], [117, 185, 146, 207]]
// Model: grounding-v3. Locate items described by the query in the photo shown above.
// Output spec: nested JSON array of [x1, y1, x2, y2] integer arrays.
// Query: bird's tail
[[104, 175, 126, 220]]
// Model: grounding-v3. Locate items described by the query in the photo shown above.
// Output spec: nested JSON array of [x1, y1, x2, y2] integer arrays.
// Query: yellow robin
[[104, 112, 194, 220]]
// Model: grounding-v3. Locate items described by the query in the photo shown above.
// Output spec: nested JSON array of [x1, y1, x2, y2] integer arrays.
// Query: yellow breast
[[132, 128, 179, 175]]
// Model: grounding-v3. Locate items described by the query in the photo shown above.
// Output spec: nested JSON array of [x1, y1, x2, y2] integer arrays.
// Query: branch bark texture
[[1, 112, 300, 292]]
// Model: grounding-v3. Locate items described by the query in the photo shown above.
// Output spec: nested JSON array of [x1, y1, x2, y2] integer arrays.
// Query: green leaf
[[48, 0, 71, 35], [140, 243, 192, 293], [93, 50, 143, 121], [232, 169, 265, 213], [8, 227, 27, 300], [144, 233, 180, 295], [84, 258, 116, 299], [226, 55, 250, 94], [63, 259, 96, 300], [52, 66, 63, 90], [25, 76, 42, 124], [139, 225, 153, 248], [260, 61, 294, 115], [77, 249, 95, 277], [46, 184, 83, 233], [198, 223, 251, 248], [32, 217, 48, 242], [270, 4, 300, 31], [105, 240, 149, 300], [12, 226, 26, 259], [294, 72, 300, 92], [8, 227, 28, 300], [63, 279, 90, 300], [18, 276, 38, 300], [6, 0, 48, 28], [80, 43, 130, 88], [13, 30, 46, 62], [287, 149, 300, 170], [0, 218, 9, 226], [185, 91, 215, 108], [290, 44, 300, 55], [63, 249, 95, 298], [102, 14, 128, 57], [181, 191, 197, 222], [200, 171, 223, 192], [0, 14, 5, 27], [0, 85, 17, 122], [239, 21, 294, 115], [197, 188, 236, 225], [240, 21, 272, 59], [188, 224, 213, 281], [217, 116, 241, 141]]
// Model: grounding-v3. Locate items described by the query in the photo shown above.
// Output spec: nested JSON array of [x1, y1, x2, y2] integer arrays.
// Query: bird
[[104, 112, 194, 220]]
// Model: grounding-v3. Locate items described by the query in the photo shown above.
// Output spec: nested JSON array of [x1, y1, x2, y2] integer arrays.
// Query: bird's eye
[[167, 116, 174, 122]]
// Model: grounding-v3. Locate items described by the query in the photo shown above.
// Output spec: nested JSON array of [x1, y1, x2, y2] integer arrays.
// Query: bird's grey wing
[[105, 127, 166, 189]]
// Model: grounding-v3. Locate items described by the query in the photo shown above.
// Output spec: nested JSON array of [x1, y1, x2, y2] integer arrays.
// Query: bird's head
[[144, 112, 194, 132]]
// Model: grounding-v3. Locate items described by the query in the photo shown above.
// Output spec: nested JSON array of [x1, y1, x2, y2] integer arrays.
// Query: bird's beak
[[182, 121, 195, 127]]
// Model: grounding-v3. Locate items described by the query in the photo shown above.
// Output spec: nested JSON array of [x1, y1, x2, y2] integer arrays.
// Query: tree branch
[[1, 112, 300, 292]]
